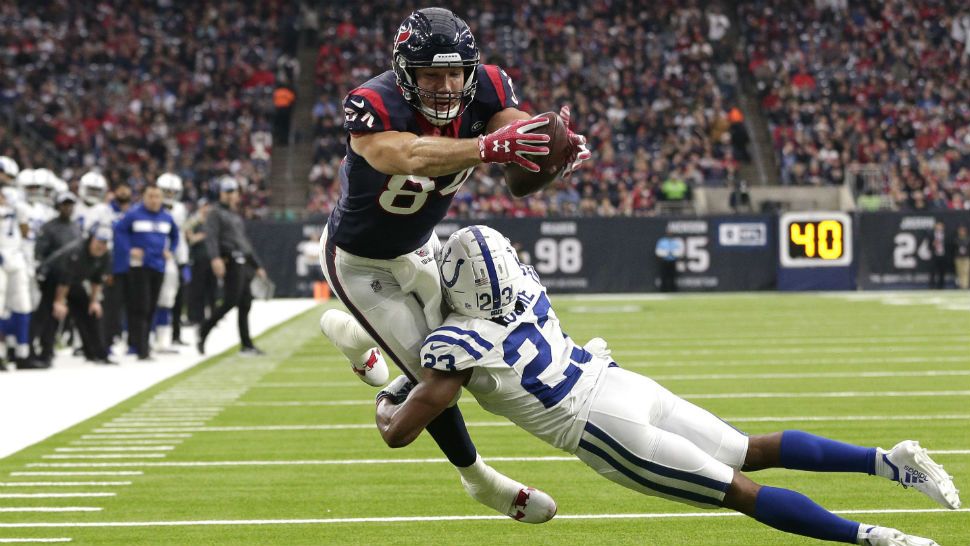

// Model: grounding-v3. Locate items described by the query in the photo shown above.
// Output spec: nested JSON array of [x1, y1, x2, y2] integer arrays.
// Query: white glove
[[376, 375, 415, 405], [583, 337, 612, 359]]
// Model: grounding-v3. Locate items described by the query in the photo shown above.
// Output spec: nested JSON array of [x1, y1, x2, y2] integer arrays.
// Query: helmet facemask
[[392, 8, 480, 126]]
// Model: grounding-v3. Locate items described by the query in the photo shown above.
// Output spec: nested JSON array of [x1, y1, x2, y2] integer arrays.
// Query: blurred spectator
[[955, 224, 970, 290], [729, 179, 752, 213], [930, 221, 948, 289]]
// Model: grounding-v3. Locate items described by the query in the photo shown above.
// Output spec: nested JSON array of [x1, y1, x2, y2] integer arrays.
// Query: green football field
[[1, 293, 968, 545]]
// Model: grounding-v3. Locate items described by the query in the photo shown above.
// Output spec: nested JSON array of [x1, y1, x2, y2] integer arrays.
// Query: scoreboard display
[[779, 212, 853, 268]]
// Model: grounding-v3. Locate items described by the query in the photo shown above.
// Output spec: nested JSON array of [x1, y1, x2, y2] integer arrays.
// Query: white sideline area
[[0, 299, 318, 460]]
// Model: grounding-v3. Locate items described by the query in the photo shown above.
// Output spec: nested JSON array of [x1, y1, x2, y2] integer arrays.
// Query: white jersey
[[73, 201, 114, 236], [0, 201, 24, 252], [22, 202, 54, 266], [421, 268, 609, 452]]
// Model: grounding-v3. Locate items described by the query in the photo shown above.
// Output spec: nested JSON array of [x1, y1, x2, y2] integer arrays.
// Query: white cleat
[[882, 440, 961, 509], [351, 347, 389, 387], [858, 525, 938, 546], [459, 465, 557, 523]]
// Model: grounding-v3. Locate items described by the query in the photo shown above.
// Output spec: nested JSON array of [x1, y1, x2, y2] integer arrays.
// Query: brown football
[[504, 111, 572, 197]]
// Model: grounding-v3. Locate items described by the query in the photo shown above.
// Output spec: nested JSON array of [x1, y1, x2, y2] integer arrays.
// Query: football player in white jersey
[[0, 161, 37, 369], [153, 173, 188, 353], [375, 226, 959, 546], [75, 171, 113, 235]]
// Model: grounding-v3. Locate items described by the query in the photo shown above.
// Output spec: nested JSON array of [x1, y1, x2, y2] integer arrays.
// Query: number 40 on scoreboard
[[779, 212, 853, 268]]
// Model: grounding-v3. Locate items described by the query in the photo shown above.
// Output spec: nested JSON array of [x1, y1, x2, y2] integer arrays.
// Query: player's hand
[[479, 115, 551, 173], [89, 301, 103, 318], [211, 257, 226, 279], [558, 105, 592, 179], [53, 301, 68, 321], [376, 375, 415, 406], [129, 247, 144, 266], [163, 250, 172, 261]]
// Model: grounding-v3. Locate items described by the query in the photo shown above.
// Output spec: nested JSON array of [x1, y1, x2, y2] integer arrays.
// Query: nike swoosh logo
[[429, 344, 448, 351], [350, 98, 365, 108]]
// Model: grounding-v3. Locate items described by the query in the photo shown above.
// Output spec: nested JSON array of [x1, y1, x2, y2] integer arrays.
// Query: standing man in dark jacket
[[34, 225, 114, 365], [197, 177, 267, 356], [35, 192, 81, 264], [113, 185, 178, 360]]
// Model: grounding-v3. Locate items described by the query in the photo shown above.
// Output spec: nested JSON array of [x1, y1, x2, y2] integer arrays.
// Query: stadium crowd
[[0, 0, 297, 219], [740, 0, 970, 210], [307, 1, 745, 219]]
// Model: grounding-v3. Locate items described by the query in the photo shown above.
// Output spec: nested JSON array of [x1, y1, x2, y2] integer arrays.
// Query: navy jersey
[[327, 65, 520, 259]]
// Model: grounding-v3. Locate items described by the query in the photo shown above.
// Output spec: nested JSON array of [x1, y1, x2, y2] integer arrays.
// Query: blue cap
[[219, 177, 239, 193]]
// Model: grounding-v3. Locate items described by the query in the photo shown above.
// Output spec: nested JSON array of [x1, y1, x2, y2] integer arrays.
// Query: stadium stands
[[0, 0, 296, 218], [739, 0, 970, 210]]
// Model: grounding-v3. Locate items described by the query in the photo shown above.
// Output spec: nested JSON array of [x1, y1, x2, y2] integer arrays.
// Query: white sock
[[320, 310, 377, 362], [872, 447, 897, 480]]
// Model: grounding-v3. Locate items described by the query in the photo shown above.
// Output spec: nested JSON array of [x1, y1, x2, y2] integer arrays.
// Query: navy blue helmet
[[392, 8, 480, 125]]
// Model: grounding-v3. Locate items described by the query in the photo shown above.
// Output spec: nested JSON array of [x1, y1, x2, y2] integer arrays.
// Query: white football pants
[[575, 366, 749, 508], [319, 226, 445, 380]]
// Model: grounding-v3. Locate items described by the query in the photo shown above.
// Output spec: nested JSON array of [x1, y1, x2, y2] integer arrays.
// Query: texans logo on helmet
[[395, 24, 412, 45]]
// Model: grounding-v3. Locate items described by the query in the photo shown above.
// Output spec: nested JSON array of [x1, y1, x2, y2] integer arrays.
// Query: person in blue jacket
[[113, 185, 178, 360]]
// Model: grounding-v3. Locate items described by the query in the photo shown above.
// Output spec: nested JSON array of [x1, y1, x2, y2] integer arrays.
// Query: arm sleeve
[[168, 216, 179, 255], [343, 89, 392, 134], [420, 328, 484, 373], [112, 212, 132, 269], [204, 209, 221, 260]]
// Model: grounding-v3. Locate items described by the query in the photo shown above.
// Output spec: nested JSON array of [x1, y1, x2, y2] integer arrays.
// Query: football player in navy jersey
[[318, 7, 589, 523]]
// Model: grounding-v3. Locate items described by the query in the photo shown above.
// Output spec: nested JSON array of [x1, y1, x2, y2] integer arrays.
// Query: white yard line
[[0, 493, 116, 499], [0, 508, 102, 513], [68, 440, 182, 446], [10, 472, 143, 477], [88, 414, 970, 435], [0, 482, 131, 487], [20, 450, 967, 469], [0, 539, 73, 543], [650, 370, 970, 381], [55, 447, 175, 452], [79, 434, 192, 440], [614, 346, 970, 356], [41, 454, 167, 460], [0, 508, 965, 528]]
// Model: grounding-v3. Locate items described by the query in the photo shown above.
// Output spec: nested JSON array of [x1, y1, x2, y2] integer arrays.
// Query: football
[[504, 111, 572, 197]]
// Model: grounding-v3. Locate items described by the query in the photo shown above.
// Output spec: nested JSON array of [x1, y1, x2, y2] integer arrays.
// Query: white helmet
[[156, 172, 183, 206], [0, 156, 19, 180], [440, 225, 524, 319], [33, 168, 62, 205], [16, 168, 47, 204], [79, 171, 108, 205]]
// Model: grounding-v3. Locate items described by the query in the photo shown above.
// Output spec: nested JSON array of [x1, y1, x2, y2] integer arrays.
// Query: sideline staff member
[[34, 225, 114, 365], [114, 185, 178, 361], [197, 177, 267, 356]]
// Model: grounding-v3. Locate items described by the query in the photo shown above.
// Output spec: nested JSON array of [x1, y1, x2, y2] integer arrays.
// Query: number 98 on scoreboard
[[779, 212, 853, 268]]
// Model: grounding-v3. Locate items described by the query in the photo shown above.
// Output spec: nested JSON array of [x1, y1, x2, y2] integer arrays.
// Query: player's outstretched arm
[[375, 369, 470, 448], [351, 131, 482, 178]]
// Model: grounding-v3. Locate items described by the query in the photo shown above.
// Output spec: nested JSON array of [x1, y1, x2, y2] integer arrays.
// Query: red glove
[[559, 105, 592, 179], [479, 116, 551, 173]]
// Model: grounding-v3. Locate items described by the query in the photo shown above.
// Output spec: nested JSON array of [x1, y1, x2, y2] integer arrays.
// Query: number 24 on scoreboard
[[779, 212, 853, 268]]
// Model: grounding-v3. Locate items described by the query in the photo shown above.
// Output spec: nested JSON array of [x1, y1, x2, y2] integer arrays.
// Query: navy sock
[[754, 486, 859, 544], [780, 430, 876, 474], [424, 405, 478, 467]]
